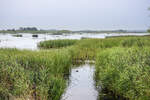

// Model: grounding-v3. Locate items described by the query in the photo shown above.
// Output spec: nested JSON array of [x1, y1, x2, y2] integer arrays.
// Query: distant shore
[[0, 30, 148, 35]]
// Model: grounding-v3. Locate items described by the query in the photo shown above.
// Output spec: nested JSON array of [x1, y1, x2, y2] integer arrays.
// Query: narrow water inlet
[[61, 64, 98, 100]]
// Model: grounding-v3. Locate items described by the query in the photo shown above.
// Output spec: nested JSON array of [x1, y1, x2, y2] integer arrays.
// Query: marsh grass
[[1, 36, 150, 100], [39, 36, 150, 62], [38, 39, 78, 49], [95, 47, 150, 100], [0, 48, 72, 100], [12, 34, 23, 37], [67, 36, 150, 61], [38, 36, 150, 100]]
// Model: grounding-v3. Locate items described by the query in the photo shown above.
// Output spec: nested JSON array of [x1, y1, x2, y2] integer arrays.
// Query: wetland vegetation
[[38, 39, 78, 49], [0, 0, 149, 100], [38, 36, 150, 100], [1, 36, 150, 100], [0, 49, 72, 100], [96, 47, 150, 100]]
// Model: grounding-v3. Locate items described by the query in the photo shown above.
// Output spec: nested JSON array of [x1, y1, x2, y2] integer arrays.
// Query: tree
[[19, 27, 38, 31]]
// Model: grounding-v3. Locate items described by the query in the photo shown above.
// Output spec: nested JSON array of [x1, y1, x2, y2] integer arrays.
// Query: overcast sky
[[0, 0, 150, 30]]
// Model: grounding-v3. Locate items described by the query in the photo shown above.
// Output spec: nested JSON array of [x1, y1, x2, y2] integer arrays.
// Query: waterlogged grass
[[12, 34, 23, 37], [0, 48, 71, 100], [38, 39, 78, 49], [95, 47, 150, 100]]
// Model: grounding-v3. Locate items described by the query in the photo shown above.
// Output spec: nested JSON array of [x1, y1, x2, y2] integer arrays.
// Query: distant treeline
[[148, 29, 150, 33], [5, 27, 38, 31], [0, 27, 72, 34], [0, 27, 149, 34]]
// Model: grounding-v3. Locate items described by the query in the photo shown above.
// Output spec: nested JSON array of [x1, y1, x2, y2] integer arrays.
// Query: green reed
[[0, 48, 71, 100]]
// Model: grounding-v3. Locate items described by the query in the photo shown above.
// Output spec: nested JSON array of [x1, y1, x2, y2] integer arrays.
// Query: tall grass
[[68, 36, 150, 61], [1, 36, 150, 100], [38, 36, 150, 61], [95, 47, 150, 100], [0, 48, 71, 100], [38, 39, 78, 49]]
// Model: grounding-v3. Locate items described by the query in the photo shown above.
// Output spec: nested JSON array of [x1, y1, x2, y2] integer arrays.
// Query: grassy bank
[[0, 49, 71, 100]]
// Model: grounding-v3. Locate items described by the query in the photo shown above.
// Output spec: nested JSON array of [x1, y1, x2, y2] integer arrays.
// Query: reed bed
[[0, 48, 71, 100], [38, 39, 78, 49], [1, 36, 150, 100], [95, 47, 150, 100], [68, 36, 150, 61], [38, 36, 150, 63]]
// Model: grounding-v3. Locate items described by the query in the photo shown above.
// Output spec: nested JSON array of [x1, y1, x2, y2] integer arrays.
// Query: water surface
[[61, 64, 98, 100], [0, 33, 149, 50]]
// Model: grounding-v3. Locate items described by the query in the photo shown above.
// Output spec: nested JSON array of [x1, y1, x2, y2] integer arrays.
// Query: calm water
[[61, 64, 98, 100], [0, 33, 149, 50]]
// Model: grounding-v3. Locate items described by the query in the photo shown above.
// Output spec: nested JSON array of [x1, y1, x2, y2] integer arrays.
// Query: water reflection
[[61, 64, 98, 100]]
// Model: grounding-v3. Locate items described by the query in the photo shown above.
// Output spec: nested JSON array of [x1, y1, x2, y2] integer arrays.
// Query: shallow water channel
[[61, 64, 98, 100]]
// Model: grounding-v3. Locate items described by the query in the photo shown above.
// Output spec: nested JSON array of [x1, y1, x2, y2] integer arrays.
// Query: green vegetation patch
[[95, 47, 150, 100], [38, 39, 78, 49], [1, 36, 150, 100], [39, 36, 150, 62], [12, 34, 23, 37], [0, 48, 71, 100], [68, 36, 150, 61]]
